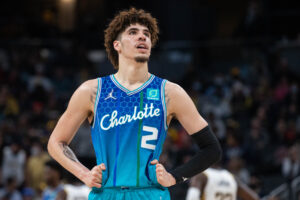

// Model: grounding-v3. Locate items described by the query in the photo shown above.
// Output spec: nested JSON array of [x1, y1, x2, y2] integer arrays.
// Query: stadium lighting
[[61, 0, 74, 3]]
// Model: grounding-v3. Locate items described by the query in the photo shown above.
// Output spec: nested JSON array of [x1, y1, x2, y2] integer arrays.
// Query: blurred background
[[0, 0, 300, 199]]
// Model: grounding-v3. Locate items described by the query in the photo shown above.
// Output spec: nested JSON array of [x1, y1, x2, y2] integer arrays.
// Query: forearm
[[170, 126, 222, 183], [47, 138, 89, 181], [237, 179, 260, 200]]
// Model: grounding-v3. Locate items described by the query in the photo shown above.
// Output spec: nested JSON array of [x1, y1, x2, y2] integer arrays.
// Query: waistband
[[91, 185, 166, 193]]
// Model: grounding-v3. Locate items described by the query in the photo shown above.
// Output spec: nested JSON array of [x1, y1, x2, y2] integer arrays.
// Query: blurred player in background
[[42, 160, 65, 200], [186, 163, 260, 200], [48, 7, 222, 200], [62, 173, 90, 200]]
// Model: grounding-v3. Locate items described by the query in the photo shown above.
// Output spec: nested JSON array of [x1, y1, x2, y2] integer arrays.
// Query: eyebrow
[[127, 27, 150, 33]]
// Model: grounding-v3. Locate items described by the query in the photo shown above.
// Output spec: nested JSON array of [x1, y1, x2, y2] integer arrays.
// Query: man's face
[[114, 23, 152, 63], [44, 166, 60, 186]]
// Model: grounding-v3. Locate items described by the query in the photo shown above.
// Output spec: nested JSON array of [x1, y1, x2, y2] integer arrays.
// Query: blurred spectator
[[26, 138, 51, 194], [207, 112, 226, 140], [227, 156, 250, 184], [248, 175, 263, 197], [273, 76, 289, 103], [0, 86, 19, 119], [28, 65, 53, 94], [223, 128, 243, 161], [22, 187, 35, 200], [244, 117, 270, 168], [1, 141, 25, 186], [41, 160, 65, 200], [235, 0, 266, 37], [282, 143, 300, 182], [28, 65, 53, 107], [201, 74, 232, 119], [51, 67, 73, 99], [0, 177, 22, 200]]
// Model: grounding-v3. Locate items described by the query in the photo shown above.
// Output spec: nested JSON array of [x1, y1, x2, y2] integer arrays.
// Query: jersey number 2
[[141, 126, 158, 150]]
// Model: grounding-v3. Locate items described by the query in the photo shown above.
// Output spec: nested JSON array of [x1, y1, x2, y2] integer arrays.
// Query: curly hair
[[104, 7, 159, 69]]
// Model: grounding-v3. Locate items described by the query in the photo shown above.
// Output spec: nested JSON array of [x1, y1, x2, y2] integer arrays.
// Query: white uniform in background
[[186, 168, 238, 200], [203, 168, 237, 200], [64, 184, 91, 200]]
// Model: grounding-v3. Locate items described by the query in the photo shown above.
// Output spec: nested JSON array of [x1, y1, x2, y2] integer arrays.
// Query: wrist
[[169, 173, 176, 186], [78, 167, 90, 182], [169, 171, 180, 184]]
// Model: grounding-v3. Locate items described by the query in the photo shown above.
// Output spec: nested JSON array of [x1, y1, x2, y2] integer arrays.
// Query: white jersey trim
[[161, 79, 168, 130], [92, 78, 102, 128]]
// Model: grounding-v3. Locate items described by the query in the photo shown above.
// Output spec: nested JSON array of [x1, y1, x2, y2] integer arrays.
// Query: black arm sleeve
[[169, 126, 222, 184]]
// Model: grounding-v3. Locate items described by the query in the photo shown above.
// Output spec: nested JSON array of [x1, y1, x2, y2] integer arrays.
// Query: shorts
[[88, 186, 171, 200]]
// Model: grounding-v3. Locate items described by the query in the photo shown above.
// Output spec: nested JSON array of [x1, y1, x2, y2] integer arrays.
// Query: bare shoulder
[[165, 81, 185, 96], [164, 81, 189, 109], [69, 79, 99, 111], [79, 79, 98, 91], [164, 81, 190, 121], [164, 80, 207, 133], [77, 79, 98, 95]]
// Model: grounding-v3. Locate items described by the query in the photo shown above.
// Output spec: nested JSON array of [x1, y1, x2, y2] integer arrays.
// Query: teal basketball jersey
[[91, 74, 168, 188]]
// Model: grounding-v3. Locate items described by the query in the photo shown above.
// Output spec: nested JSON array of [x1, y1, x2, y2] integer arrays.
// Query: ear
[[113, 40, 121, 52]]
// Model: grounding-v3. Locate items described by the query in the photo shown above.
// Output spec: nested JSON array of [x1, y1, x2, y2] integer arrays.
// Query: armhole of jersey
[[92, 78, 102, 128], [161, 79, 168, 130]]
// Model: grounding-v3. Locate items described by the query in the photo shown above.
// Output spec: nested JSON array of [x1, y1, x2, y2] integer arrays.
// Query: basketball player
[[186, 164, 260, 200], [47, 7, 222, 200], [62, 173, 91, 200]]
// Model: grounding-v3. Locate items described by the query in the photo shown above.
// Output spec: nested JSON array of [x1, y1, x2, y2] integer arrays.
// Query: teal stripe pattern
[[136, 91, 144, 186]]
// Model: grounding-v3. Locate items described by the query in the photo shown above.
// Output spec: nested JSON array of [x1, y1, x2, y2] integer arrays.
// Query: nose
[[138, 32, 146, 41]]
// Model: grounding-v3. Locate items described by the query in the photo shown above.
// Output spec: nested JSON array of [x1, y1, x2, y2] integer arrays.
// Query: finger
[[92, 171, 102, 180], [92, 182, 101, 188], [151, 159, 158, 165], [92, 165, 102, 172], [156, 164, 164, 171], [92, 176, 102, 184], [100, 163, 106, 170], [92, 165, 102, 174], [156, 170, 164, 176]]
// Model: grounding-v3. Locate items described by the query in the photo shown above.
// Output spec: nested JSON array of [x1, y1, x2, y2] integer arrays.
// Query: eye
[[144, 32, 150, 37], [129, 30, 136, 35]]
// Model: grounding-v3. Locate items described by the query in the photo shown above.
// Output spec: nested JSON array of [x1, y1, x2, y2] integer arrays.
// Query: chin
[[134, 56, 149, 63]]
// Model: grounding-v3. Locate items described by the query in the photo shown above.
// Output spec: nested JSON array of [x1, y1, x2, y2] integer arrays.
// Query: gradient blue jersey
[[91, 74, 168, 188]]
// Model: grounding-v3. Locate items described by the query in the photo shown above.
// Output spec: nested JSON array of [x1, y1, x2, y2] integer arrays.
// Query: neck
[[116, 57, 149, 85]]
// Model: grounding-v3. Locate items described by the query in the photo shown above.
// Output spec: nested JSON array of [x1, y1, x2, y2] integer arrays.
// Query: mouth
[[136, 43, 149, 50]]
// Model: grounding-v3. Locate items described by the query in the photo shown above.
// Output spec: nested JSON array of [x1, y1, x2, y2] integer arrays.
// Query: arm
[[165, 82, 208, 133], [47, 79, 105, 188], [186, 173, 208, 200], [153, 82, 222, 186], [236, 178, 260, 200], [190, 173, 207, 192], [56, 190, 67, 200]]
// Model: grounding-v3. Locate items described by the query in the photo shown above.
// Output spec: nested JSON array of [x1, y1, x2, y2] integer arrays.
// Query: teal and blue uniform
[[42, 184, 64, 200], [89, 74, 170, 200]]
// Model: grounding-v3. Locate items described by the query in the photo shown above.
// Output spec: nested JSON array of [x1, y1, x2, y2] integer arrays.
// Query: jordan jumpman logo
[[105, 89, 117, 100]]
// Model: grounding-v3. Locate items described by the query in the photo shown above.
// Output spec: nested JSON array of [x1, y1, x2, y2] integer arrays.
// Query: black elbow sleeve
[[169, 126, 222, 184], [191, 126, 222, 162]]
